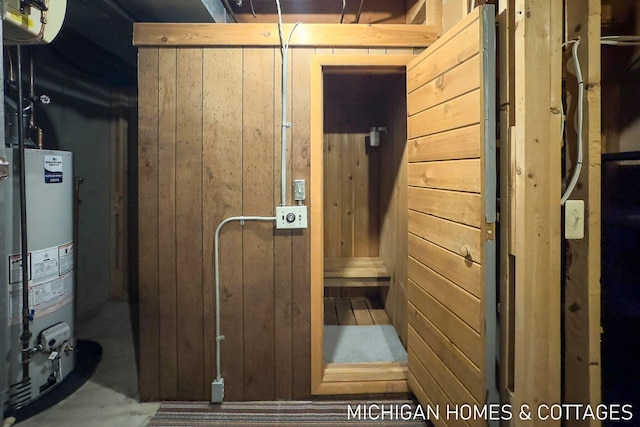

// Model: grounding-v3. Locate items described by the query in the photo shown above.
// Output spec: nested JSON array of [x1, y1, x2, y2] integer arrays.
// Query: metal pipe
[[220, 0, 238, 22], [37, 127, 43, 149], [73, 177, 84, 325], [16, 45, 32, 384], [213, 216, 275, 383]]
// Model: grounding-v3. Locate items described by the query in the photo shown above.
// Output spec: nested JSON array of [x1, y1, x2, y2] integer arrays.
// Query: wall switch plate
[[294, 179, 306, 201], [276, 206, 308, 229], [565, 199, 584, 240]]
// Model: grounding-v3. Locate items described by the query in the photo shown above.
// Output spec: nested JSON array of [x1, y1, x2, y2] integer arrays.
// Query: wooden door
[[406, 5, 498, 425]]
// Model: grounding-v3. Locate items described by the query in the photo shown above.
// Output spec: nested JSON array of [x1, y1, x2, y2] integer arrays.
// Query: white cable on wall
[[601, 35, 640, 46], [214, 216, 276, 384], [561, 35, 640, 205], [275, 0, 301, 206], [561, 39, 583, 205]]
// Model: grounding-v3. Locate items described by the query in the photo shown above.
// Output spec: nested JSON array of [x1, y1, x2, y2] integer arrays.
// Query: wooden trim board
[[134, 23, 438, 48]]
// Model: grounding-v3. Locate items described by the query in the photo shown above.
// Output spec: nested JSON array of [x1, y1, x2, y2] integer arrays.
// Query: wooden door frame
[[310, 54, 415, 395]]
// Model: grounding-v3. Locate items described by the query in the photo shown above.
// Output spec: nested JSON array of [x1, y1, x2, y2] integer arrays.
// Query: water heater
[[0, 148, 75, 412], [2, 0, 66, 44]]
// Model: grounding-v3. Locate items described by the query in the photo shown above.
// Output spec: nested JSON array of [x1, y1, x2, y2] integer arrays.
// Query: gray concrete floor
[[11, 300, 159, 427]]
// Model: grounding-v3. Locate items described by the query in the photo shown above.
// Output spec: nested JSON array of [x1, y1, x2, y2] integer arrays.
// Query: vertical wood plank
[[339, 131, 354, 256], [274, 44, 294, 400], [242, 47, 276, 401], [292, 47, 314, 399], [157, 47, 178, 399], [352, 131, 369, 257], [512, 0, 562, 422], [202, 47, 245, 400], [324, 131, 341, 257], [497, 0, 516, 403], [175, 48, 204, 400], [564, 1, 602, 425], [379, 73, 408, 345], [138, 47, 160, 401], [367, 141, 380, 256]]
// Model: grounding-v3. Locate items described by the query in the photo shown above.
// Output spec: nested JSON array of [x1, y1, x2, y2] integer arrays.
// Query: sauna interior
[[322, 70, 408, 364]]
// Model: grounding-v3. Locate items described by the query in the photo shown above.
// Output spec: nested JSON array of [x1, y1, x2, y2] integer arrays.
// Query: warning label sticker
[[7, 242, 74, 324], [44, 155, 63, 183]]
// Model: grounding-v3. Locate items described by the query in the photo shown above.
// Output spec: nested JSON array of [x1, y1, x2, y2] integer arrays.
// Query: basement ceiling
[[48, 0, 222, 85], [49, 0, 404, 86]]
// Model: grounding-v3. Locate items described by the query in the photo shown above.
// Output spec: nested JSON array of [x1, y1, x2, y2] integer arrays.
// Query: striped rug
[[148, 400, 430, 426]]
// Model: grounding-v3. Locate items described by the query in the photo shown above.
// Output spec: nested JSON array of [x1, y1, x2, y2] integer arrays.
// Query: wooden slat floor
[[324, 297, 391, 326]]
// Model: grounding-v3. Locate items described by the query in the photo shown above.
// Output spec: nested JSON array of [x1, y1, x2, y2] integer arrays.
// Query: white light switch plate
[[565, 200, 584, 240], [276, 206, 308, 229]]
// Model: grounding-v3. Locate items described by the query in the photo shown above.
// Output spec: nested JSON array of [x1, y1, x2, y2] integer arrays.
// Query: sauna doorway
[[310, 5, 498, 406], [310, 55, 414, 395]]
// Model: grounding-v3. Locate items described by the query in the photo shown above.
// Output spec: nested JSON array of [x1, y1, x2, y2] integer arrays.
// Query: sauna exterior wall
[[137, 46, 414, 401]]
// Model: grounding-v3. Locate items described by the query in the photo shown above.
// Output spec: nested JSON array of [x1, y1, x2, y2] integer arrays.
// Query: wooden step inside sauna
[[324, 257, 391, 288]]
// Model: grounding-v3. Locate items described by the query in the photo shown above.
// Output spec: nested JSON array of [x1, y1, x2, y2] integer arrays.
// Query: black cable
[[16, 45, 32, 384]]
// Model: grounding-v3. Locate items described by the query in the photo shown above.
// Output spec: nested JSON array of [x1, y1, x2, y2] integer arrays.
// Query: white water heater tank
[[2, 0, 66, 44], [1, 148, 76, 412]]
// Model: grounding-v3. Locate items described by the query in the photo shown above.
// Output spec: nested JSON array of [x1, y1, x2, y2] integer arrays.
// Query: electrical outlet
[[565, 200, 584, 240], [276, 206, 308, 229]]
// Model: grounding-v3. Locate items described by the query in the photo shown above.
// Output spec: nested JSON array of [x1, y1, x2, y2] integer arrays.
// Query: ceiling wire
[[355, 0, 364, 23], [340, 0, 346, 23]]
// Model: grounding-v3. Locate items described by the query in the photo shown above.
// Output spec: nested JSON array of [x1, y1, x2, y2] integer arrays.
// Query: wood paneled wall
[[323, 97, 380, 258], [378, 75, 409, 345], [138, 45, 416, 401]]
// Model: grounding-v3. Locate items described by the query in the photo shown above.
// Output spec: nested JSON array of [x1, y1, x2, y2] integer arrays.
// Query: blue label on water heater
[[44, 155, 63, 183]]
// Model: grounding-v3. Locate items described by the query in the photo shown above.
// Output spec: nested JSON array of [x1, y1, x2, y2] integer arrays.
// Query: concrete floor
[[12, 300, 159, 427]]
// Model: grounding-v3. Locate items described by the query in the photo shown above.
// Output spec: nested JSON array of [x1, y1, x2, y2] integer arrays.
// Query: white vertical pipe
[[276, 0, 301, 207], [280, 46, 289, 207], [214, 216, 276, 381]]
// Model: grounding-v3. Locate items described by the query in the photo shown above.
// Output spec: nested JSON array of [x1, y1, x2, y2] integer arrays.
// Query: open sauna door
[[405, 4, 498, 422]]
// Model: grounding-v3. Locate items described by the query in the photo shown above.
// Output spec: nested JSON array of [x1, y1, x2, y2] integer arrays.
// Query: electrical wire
[[249, 0, 256, 18], [601, 35, 640, 46], [213, 216, 276, 384], [4, 14, 46, 44], [355, 0, 364, 23], [560, 34, 640, 204], [340, 0, 346, 23], [560, 38, 583, 205], [275, 0, 301, 206]]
